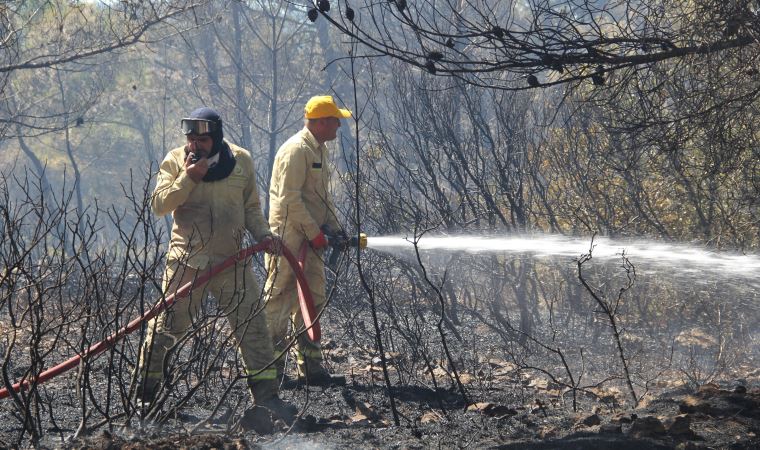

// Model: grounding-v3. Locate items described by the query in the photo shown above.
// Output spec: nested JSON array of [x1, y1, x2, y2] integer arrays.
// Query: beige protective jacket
[[268, 127, 341, 240], [151, 142, 271, 268]]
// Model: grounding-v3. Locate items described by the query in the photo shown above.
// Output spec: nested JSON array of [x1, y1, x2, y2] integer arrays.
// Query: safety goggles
[[181, 118, 217, 135]]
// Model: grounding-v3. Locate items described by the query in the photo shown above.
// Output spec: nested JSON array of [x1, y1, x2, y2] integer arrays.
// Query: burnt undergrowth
[[1, 172, 759, 449]]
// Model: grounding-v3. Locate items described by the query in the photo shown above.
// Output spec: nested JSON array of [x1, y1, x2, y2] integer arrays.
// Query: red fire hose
[[296, 241, 321, 342], [0, 241, 317, 400]]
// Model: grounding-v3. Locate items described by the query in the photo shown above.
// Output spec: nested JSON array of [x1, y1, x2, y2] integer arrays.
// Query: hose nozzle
[[349, 233, 367, 249], [322, 227, 368, 267]]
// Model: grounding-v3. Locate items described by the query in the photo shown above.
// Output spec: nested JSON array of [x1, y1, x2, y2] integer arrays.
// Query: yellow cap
[[304, 95, 352, 119]]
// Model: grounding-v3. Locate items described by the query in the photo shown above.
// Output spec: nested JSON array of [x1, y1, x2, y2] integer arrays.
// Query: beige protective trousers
[[138, 259, 277, 393], [264, 238, 326, 370]]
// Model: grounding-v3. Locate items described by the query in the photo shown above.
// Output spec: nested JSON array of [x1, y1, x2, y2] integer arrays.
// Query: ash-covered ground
[[3, 251, 759, 449], [13, 331, 758, 450]]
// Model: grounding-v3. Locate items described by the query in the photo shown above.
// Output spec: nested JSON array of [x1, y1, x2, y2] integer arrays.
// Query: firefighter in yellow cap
[[265, 95, 350, 386], [138, 107, 296, 425]]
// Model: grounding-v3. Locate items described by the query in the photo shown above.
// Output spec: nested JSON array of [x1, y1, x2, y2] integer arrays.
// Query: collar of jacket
[[300, 127, 326, 155]]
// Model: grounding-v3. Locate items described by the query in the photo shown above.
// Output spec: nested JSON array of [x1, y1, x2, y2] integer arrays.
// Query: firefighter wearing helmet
[[137, 107, 296, 425]]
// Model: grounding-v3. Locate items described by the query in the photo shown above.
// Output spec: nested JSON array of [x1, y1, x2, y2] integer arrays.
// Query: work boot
[[240, 406, 274, 434], [258, 396, 299, 424], [298, 359, 346, 387], [135, 377, 161, 404], [249, 379, 298, 424]]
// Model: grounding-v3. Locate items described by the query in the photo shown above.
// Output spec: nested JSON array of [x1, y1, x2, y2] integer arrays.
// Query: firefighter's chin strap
[[0, 242, 316, 400]]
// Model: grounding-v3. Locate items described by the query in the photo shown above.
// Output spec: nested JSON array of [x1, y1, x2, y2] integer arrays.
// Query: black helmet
[[181, 107, 225, 156]]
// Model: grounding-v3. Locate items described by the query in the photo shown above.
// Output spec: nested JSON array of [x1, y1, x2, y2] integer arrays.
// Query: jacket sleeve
[[276, 146, 321, 239], [243, 157, 272, 241], [151, 152, 197, 217]]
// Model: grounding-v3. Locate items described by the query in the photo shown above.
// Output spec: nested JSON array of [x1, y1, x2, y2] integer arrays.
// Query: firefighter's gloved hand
[[320, 225, 348, 250], [335, 230, 350, 250], [310, 231, 329, 250], [261, 235, 283, 255], [319, 224, 336, 237]]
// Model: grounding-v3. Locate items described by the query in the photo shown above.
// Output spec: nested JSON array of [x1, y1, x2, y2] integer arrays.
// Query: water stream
[[364, 233, 760, 384], [367, 234, 760, 288]]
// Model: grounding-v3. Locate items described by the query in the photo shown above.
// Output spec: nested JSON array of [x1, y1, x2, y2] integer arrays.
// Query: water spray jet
[[363, 233, 760, 287]]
